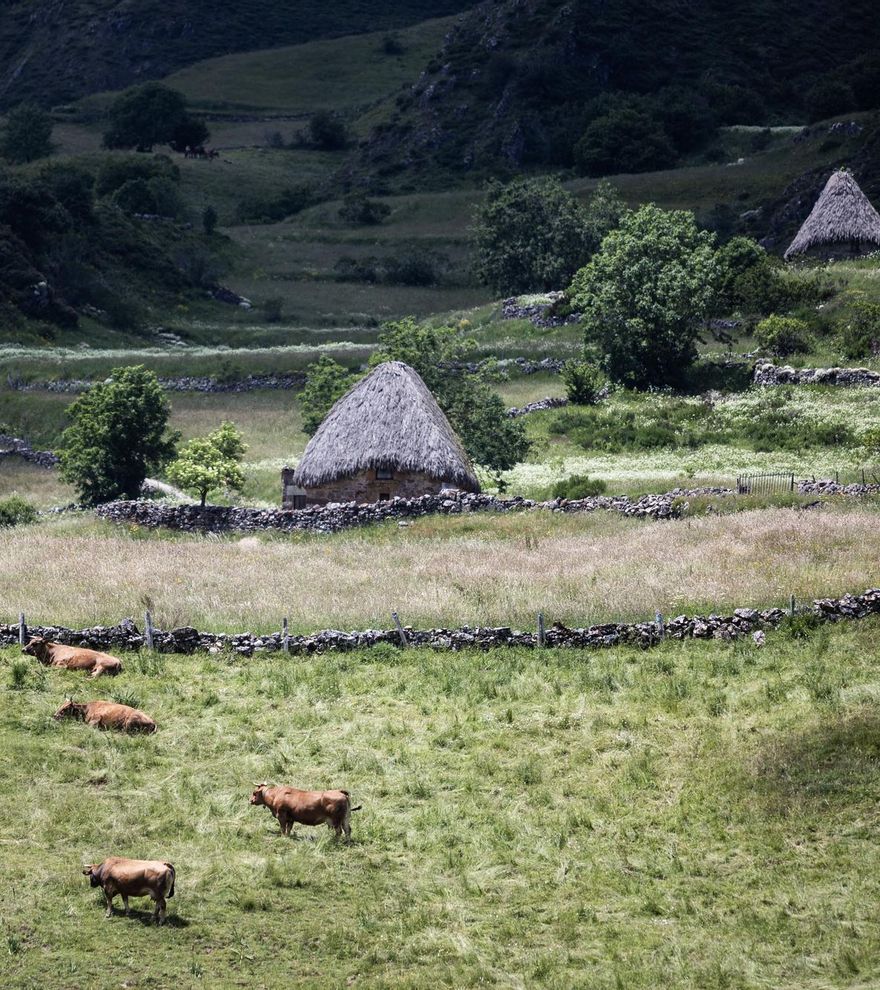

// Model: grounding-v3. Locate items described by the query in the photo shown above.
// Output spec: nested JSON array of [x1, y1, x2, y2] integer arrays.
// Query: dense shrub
[[0, 495, 38, 527], [551, 474, 607, 500], [805, 78, 856, 122], [1, 103, 54, 164], [574, 106, 676, 176], [234, 185, 313, 224], [837, 301, 880, 359], [339, 195, 391, 225], [95, 156, 180, 198], [308, 112, 349, 150], [755, 315, 811, 357], [560, 360, 606, 405], [104, 83, 208, 152]]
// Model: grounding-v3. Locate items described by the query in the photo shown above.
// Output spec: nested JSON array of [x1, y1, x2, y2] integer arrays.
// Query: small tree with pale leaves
[[167, 422, 247, 506]]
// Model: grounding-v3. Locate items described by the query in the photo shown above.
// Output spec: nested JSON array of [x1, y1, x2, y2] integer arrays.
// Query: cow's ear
[[82, 866, 93, 875]]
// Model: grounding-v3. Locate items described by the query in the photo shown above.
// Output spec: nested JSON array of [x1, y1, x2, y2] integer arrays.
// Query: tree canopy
[[471, 177, 625, 296], [1, 103, 54, 164], [570, 205, 719, 387], [103, 83, 208, 152], [167, 422, 247, 506], [58, 366, 179, 504]]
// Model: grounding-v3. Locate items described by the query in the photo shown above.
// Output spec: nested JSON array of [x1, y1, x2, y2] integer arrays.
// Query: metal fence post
[[144, 611, 154, 651], [18, 612, 26, 647], [537, 612, 545, 648], [391, 611, 408, 648]]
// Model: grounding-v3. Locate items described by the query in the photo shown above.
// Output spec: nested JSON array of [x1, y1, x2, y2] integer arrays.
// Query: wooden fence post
[[18, 612, 26, 647], [537, 612, 545, 648], [282, 617, 289, 654], [144, 611, 154, 651], [391, 612, 408, 648], [789, 595, 796, 616]]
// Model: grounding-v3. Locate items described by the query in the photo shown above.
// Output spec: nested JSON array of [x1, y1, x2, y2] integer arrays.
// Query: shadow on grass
[[753, 707, 880, 809], [110, 907, 189, 928]]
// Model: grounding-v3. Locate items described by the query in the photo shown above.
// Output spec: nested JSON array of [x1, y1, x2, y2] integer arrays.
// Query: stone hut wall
[[289, 469, 473, 507]]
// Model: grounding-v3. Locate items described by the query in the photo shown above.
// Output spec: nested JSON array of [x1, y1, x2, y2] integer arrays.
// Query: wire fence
[[736, 468, 880, 494]]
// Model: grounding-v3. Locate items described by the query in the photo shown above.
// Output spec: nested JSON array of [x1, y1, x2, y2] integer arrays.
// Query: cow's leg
[[278, 810, 290, 835], [154, 895, 166, 924], [122, 894, 130, 916], [342, 808, 352, 841], [104, 891, 115, 918]]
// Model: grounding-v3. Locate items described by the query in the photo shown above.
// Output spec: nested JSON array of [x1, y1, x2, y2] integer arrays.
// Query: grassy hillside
[[3, 619, 880, 988], [0, 0, 474, 110], [353, 0, 880, 182]]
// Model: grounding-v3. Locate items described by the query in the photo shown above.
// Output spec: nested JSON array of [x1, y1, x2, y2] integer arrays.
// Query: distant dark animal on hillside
[[54, 699, 156, 733], [184, 146, 219, 160], [83, 858, 175, 923], [23, 636, 122, 678], [250, 783, 360, 839]]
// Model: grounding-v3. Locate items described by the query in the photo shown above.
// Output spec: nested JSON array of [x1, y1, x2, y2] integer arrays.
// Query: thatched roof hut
[[291, 361, 479, 501], [784, 169, 880, 260]]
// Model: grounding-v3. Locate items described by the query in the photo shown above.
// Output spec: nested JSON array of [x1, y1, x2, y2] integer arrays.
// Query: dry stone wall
[[0, 434, 59, 468], [9, 372, 307, 395], [754, 361, 880, 388], [94, 487, 737, 534], [4, 589, 878, 656]]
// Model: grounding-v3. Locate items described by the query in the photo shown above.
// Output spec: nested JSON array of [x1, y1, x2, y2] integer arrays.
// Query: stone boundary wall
[[3, 589, 878, 656], [506, 396, 569, 417], [94, 487, 738, 533], [8, 372, 308, 395], [0, 434, 59, 468], [754, 361, 880, 388]]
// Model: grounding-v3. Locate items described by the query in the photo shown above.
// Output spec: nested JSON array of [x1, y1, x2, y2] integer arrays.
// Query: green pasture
[[2, 619, 880, 988]]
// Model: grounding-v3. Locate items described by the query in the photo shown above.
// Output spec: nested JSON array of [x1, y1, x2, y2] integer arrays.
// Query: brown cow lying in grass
[[24, 636, 122, 678], [83, 857, 176, 923], [250, 783, 361, 840], [54, 699, 156, 733]]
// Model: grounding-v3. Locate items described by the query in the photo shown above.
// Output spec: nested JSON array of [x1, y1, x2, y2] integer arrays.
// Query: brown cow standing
[[250, 783, 360, 840], [54, 699, 156, 733], [24, 636, 122, 678], [83, 858, 176, 923]]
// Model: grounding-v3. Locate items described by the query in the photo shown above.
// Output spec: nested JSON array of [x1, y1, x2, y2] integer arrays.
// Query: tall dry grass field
[[2, 506, 879, 632], [2, 620, 880, 988]]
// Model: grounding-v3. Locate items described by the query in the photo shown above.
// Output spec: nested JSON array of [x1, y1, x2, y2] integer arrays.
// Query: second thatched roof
[[293, 361, 479, 491], [785, 169, 880, 259]]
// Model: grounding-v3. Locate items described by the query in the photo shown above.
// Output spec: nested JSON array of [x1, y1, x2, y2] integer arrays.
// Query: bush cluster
[[0, 495, 38, 527], [551, 474, 607, 500]]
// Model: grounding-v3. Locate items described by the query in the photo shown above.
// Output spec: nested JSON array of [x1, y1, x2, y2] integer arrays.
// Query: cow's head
[[23, 635, 47, 660], [82, 865, 101, 887], [250, 783, 270, 806], [54, 699, 85, 721]]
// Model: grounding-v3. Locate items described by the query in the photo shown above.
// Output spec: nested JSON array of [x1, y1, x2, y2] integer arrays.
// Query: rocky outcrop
[[0, 434, 59, 468], [94, 487, 736, 534], [4, 589, 879, 656], [754, 361, 880, 388]]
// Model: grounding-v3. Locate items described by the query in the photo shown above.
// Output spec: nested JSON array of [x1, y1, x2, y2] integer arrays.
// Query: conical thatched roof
[[784, 170, 880, 259], [293, 361, 479, 491]]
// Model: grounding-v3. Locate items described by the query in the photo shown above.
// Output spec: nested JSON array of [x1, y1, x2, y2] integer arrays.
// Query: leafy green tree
[[300, 356, 357, 435], [58, 366, 179, 505], [1, 103, 54, 163], [570, 205, 719, 387], [472, 177, 597, 295], [755, 315, 810, 358], [308, 112, 348, 150], [372, 318, 530, 475], [103, 83, 208, 152], [167, 422, 247, 506], [574, 107, 676, 177], [583, 180, 627, 253]]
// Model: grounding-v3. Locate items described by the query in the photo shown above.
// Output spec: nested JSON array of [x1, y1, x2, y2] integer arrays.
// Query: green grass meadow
[[2, 619, 880, 989]]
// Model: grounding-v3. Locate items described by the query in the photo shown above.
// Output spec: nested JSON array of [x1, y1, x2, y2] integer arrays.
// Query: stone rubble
[[501, 292, 582, 328], [9, 372, 308, 395], [505, 396, 569, 417], [4, 589, 878, 657], [94, 487, 738, 534], [0, 434, 59, 468]]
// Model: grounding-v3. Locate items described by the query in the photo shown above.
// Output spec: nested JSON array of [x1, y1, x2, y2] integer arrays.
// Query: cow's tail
[[164, 863, 176, 899], [350, 805, 362, 812]]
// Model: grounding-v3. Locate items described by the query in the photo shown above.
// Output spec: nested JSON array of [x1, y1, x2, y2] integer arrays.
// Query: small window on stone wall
[[376, 467, 394, 481], [379, 492, 390, 501]]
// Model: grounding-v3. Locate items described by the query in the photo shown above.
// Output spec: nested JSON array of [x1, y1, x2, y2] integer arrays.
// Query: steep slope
[[0, 0, 475, 109], [353, 0, 880, 184]]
